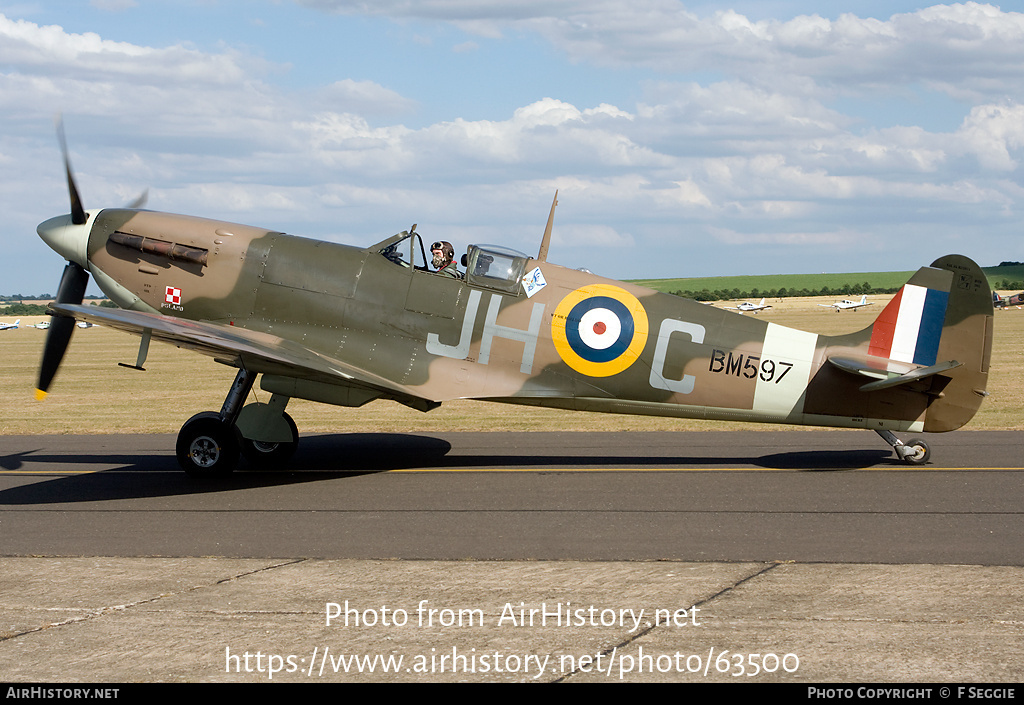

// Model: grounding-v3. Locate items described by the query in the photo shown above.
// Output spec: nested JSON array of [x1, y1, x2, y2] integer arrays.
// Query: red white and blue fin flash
[[868, 284, 950, 366]]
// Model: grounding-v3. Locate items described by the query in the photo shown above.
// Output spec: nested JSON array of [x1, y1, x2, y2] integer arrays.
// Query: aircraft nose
[[37, 213, 91, 269]]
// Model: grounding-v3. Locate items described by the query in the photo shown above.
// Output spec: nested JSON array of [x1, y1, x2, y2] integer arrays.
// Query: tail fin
[[915, 255, 992, 430], [826, 255, 993, 432]]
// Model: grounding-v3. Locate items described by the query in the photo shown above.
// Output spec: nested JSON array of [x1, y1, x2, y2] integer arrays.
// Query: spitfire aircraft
[[35, 126, 994, 476], [819, 295, 874, 312], [723, 298, 772, 314], [993, 291, 1024, 309], [0, 319, 20, 331]]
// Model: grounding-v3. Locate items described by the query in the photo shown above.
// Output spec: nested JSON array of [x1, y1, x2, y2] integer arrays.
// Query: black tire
[[240, 412, 298, 469], [176, 412, 241, 477], [901, 438, 931, 465]]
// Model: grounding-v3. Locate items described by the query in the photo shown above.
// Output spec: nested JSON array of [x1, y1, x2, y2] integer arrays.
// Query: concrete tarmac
[[1, 430, 1022, 683], [2, 557, 1022, 683]]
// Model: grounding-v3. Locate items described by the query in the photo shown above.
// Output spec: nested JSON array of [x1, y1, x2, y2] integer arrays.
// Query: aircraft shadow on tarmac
[[0, 433, 896, 505]]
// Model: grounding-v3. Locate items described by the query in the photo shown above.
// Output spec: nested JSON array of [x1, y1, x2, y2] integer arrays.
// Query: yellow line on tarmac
[[387, 467, 746, 472], [385, 466, 1024, 472], [0, 470, 104, 476]]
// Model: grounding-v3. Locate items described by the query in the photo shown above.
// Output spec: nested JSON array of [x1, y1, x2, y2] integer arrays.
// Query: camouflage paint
[[51, 208, 992, 439]]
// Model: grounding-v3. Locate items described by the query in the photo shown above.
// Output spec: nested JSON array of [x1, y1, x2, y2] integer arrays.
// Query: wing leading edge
[[49, 304, 435, 406]]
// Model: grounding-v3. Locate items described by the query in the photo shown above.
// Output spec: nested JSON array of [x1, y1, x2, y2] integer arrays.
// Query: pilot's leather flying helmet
[[431, 241, 454, 266]]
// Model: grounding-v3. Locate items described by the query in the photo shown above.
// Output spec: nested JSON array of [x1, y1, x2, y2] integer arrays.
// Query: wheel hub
[[189, 436, 222, 468]]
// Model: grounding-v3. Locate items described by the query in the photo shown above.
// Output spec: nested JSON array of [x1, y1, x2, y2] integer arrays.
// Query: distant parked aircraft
[[0, 319, 20, 330], [820, 295, 873, 312], [993, 291, 1024, 309], [724, 298, 771, 314]]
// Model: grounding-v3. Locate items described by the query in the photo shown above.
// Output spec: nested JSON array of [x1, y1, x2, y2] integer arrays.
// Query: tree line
[[672, 282, 900, 302], [0, 301, 116, 316]]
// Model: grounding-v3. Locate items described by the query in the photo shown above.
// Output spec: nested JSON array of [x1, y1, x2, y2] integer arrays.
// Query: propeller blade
[[55, 116, 87, 225], [36, 262, 89, 399], [126, 189, 149, 210]]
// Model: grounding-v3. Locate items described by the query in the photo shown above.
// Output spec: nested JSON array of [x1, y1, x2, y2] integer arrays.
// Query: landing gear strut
[[176, 369, 255, 477], [173, 370, 235, 477], [176, 370, 300, 476], [876, 430, 931, 465]]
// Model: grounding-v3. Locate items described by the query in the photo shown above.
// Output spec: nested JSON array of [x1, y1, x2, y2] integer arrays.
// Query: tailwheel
[[176, 412, 241, 478], [900, 438, 931, 465], [240, 411, 298, 469], [875, 429, 931, 466]]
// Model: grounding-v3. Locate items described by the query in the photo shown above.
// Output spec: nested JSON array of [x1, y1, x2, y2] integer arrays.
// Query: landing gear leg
[[176, 369, 256, 477], [876, 429, 931, 465]]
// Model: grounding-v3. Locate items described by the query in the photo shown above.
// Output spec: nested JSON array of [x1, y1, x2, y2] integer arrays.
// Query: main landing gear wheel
[[240, 412, 298, 469], [176, 412, 241, 478]]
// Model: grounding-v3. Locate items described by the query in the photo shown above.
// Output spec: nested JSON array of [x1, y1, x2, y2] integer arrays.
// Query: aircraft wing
[[49, 304, 436, 405]]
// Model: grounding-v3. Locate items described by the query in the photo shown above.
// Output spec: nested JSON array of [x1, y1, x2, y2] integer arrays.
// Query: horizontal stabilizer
[[826, 355, 961, 392]]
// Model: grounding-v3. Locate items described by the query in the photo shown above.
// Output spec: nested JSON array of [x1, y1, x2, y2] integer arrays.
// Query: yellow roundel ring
[[551, 284, 649, 377]]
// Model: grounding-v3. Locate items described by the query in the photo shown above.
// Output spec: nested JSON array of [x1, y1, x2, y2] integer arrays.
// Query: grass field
[[2, 294, 1022, 435]]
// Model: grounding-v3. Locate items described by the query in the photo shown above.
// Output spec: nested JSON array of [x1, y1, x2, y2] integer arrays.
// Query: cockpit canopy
[[377, 230, 428, 270], [376, 230, 530, 295], [463, 244, 529, 294]]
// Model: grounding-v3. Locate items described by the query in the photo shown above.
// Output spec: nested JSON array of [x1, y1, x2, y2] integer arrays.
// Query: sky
[[2, 1, 1024, 296]]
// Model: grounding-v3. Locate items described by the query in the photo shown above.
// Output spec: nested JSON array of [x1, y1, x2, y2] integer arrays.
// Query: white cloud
[[710, 226, 846, 247], [953, 103, 1024, 171], [316, 79, 417, 116], [0, 14, 245, 84], [296, 1, 1024, 101], [556, 223, 635, 247], [289, 97, 658, 180], [5, 4, 1024, 292]]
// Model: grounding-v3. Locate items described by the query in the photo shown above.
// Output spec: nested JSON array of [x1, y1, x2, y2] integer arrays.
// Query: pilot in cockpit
[[430, 241, 460, 279]]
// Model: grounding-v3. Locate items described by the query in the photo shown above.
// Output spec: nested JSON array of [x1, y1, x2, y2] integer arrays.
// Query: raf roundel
[[551, 284, 649, 377]]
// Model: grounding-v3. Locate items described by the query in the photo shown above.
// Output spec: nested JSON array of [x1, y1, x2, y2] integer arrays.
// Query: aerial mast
[[536, 190, 558, 262]]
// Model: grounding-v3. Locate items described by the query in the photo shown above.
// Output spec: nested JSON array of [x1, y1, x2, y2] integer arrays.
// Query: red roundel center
[[593, 321, 607, 335]]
